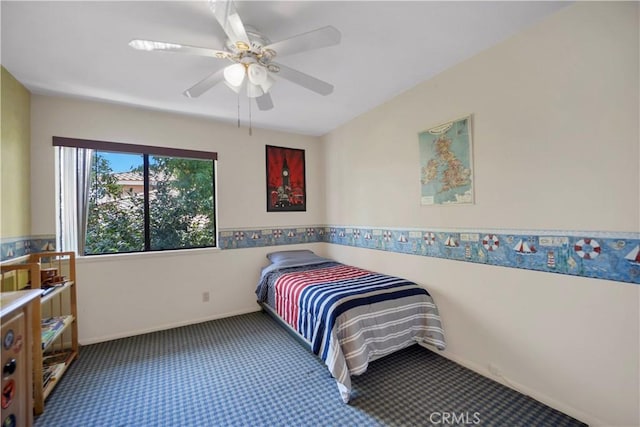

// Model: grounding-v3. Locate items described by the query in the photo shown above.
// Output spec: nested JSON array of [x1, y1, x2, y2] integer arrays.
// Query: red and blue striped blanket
[[258, 262, 446, 402]]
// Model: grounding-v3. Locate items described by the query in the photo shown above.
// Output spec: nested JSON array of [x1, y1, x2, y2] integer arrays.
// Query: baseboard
[[420, 343, 604, 426], [79, 307, 261, 345]]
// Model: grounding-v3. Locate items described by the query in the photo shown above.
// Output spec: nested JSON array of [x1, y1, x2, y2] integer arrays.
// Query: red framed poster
[[266, 145, 306, 212]]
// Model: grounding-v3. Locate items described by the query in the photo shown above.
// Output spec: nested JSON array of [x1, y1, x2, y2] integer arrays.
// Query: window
[[54, 137, 217, 255]]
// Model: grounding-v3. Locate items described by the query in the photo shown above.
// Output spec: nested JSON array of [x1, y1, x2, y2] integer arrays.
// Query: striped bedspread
[[256, 262, 446, 402]]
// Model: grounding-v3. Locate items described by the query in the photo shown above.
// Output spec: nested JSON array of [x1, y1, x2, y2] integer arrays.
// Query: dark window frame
[[53, 136, 218, 255]]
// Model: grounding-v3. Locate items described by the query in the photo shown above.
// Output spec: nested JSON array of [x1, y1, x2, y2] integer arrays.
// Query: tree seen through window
[[85, 151, 215, 255]]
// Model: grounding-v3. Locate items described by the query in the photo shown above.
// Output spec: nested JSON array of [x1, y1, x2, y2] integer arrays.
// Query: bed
[[255, 250, 446, 402]]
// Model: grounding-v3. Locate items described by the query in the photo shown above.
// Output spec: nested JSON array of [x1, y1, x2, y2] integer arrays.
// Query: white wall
[[322, 3, 638, 427], [30, 95, 326, 342], [27, 2, 639, 425]]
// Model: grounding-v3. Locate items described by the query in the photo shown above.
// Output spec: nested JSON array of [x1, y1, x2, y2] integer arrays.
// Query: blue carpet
[[35, 311, 586, 426]]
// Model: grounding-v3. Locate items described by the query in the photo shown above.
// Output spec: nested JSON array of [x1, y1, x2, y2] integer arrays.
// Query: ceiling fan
[[129, 0, 341, 111]]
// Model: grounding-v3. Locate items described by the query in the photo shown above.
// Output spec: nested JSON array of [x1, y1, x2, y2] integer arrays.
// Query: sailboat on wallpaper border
[[513, 239, 536, 254], [625, 245, 640, 265]]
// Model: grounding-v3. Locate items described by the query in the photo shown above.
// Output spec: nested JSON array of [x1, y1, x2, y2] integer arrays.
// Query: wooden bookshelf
[[29, 252, 78, 414], [1, 251, 79, 415]]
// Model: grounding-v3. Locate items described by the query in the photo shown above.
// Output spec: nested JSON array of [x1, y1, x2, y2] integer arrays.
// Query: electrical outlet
[[202, 292, 210, 302]]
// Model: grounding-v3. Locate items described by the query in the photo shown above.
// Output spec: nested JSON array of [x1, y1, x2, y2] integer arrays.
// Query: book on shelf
[[43, 351, 71, 366], [42, 351, 71, 388], [41, 316, 71, 349], [40, 280, 69, 297], [42, 362, 65, 389]]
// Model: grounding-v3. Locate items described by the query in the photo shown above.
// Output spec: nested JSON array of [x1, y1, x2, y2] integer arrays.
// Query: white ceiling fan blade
[[256, 93, 274, 111], [183, 68, 225, 98], [208, 0, 250, 49], [264, 26, 341, 58], [129, 39, 230, 59], [273, 63, 334, 96]]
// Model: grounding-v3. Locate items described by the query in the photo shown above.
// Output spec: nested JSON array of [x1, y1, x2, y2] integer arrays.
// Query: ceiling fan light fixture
[[131, 0, 340, 119], [246, 81, 264, 98], [260, 75, 275, 93], [223, 80, 243, 94], [247, 63, 268, 85], [223, 63, 246, 87]]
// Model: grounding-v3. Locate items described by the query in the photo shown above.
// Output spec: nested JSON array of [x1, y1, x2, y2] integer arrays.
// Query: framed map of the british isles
[[419, 115, 474, 206]]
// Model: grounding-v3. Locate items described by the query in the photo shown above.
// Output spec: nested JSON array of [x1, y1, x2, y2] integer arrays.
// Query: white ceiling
[[1, 1, 568, 136]]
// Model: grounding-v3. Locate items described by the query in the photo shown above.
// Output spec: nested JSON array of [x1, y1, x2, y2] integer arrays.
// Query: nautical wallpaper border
[[1, 235, 56, 262], [218, 225, 640, 285], [4, 227, 639, 284]]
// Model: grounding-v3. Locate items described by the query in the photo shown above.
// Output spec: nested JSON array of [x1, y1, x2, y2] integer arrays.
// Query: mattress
[[256, 250, 446, 402]]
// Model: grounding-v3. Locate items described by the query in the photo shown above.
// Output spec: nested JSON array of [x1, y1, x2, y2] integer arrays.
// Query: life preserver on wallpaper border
[[216, 226, 640, 285], [424, 232, 436, 246], [5, 230, 635, 285], [574, 238, 601, 260], [482, 234, 499, 251]]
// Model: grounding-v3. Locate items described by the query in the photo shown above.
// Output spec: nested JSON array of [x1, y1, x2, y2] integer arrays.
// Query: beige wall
[[22, 2, 640, 425], [29, 94, 326, 342], [1, 66, 31, 239], [30, 95, 325, 234], [322, 2, 638, 427]]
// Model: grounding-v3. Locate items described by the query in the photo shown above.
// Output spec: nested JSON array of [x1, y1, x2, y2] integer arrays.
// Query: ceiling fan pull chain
[[249, 98, 253, 136], [237, 92, 241, 128], [128, 7, 341, 129]]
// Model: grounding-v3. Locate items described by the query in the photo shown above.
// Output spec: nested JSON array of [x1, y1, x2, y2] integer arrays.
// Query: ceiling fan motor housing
[[224, 27, 279, 76]]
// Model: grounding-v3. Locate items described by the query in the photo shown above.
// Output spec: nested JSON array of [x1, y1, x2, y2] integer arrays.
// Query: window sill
[[77, 246, 221, 264]]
